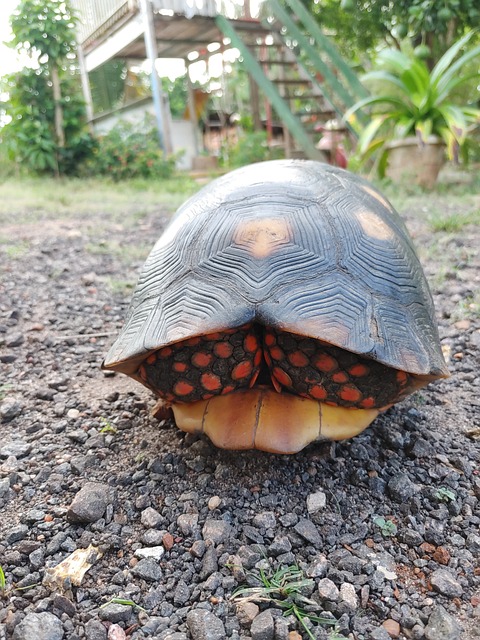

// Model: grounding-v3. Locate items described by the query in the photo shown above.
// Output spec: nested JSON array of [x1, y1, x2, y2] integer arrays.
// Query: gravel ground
[[0, 172, 479, 640]]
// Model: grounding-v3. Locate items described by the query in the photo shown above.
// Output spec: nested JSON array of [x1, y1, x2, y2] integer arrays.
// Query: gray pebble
[[186, 609, 226, 640], [131, 557, 163, 582], [174, 579, 190, 606], [430, 569, 463, 598], [0, 399, 23, 422], [135, 546, 165, 560], [177, 513, 199, 536], [318, 577, 340, 601], [369, 628, 391, 640], [387, 473, 416, 502], [85, 619, 107, 640], [99, 603, 132, 623], [307, 490, 327, 513], [252, 511, 276, 529], [6, 524, 28, 545], [424, 606, 462, 640], [12, 612, 64, 640], [294, 517, 322, 546], [141, 506, 163, 528], [67, 482, 110, 523], [199, 544, 218, 580], [202, 519, 232, 544], [251, 609, 275, 640], [0, 439, 30, 458]]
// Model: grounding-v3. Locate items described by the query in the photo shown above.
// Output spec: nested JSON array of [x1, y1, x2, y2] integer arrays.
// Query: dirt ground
[[0, 168, 479, 640]]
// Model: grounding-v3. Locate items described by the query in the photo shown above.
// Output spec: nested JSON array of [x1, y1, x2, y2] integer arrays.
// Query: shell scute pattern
[[104, 160, 447, 379]]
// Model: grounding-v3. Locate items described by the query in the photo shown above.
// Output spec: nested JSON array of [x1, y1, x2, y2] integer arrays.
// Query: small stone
[[131, 557, 162, 582], [251, 609, 275, 640], [306, 490, 327, 514], [294, 517, 322, 547], [0, 440, 31, 458], [0, 399, 23, 422], [177, 513, 199, 536], [339, 582, 358, 611], [186, 609, 226, 640], [382, 619, 401, 638], [424, 606, 462, 640], [173, 579, 190, 606], [236, 601, 259, 626], [430, 569, 463, 598], [141, 507, 162, 528], [6, 524, 29, 544], [85, 619, 107, 640], [208, 496, 221, 510], [67, 482, 111, 523], [307, 554, 328, 578], [107, 625, 126, 640], [252, 511, 276, 529], [12, 612, 64, 640], [318, 577, 340, 601], [135, 546, 165, 560], [199, 544, 218, 580], [202, 519, 232, 544], [370, 628, 391, 640], [268, 535, 292, 556], [99, 603, 132, 623], [387, 473, 416, 502], [432, 546, 451, 565], [67, 408, 80, 419], [163, 532, 175, 550], [53, 594, 76, 617], [6, 332, 24, 347]]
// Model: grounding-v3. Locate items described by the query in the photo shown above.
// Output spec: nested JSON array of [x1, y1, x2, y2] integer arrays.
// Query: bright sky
[[0, 0, 25, 77]]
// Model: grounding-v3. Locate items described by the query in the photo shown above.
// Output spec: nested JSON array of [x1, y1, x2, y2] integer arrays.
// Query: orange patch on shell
[[349, 364, 369, 377], [201, 372, 222, 392], [173, 362, 188, 373], [270, 346, 285, 361], [232, 360, 253, 380], [174, 380, 195, 396], [309, 384, 327, 400], [287, 351, 309, 368], [272, 367, 293, 388], [191, 352, 212, 368], [314, 354, 338, 372], [214, 342, 234, 358], [332, 371, 349, 383], [339, 384, 362, 403], [244, 335, 258, 353]]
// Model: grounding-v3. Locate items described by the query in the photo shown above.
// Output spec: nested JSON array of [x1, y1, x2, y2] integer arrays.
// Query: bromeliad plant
[[346, 31, 480, 173]]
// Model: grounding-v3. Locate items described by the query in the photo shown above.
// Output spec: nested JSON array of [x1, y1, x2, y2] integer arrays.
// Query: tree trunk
[[51, 63, 65, 148]]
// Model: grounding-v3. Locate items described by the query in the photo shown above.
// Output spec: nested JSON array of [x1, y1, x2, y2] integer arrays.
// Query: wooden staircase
[[216, 0, 369, 160]]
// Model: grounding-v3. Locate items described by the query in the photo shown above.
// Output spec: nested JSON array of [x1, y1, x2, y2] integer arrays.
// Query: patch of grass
[[0, 175, 200, 226], [0, 384, 13, 401], [106, 278, 135, 297], [231, 565, 346, 640], [2, 241, 30, 259], [85, 240, 150, 264], [99, 417, 117, 434], [100, 597, 146, 612], [0, 565, 6, 592], [428, 209, 480, 233], [451, 291, 480, 322]]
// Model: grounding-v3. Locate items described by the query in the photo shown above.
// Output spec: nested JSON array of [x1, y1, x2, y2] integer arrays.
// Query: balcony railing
[[74, 0, 257, 46]]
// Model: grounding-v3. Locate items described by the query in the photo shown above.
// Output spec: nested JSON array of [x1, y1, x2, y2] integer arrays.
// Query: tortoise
[[103, 160, 449, 454]]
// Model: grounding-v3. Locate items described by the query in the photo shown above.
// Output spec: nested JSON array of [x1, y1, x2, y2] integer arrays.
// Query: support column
[[186, 64, 200, 156], [76, 41, 94, 130], [140, 0, 173, 154]]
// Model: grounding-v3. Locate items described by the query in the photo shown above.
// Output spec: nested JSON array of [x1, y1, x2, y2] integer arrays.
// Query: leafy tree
[[301, 0, 480, 65], [2, 0, 91, 174]]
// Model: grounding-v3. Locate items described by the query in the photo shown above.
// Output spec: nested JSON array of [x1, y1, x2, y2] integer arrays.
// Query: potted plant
[[346, 31, 480, 187]]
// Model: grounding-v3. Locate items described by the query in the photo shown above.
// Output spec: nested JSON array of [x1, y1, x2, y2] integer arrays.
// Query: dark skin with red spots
[[139, 323, 415, 408]]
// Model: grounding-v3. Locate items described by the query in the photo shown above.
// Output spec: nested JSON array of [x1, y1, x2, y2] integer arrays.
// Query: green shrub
[[83, 118, 178, 181], [224, 131, 284, 168]]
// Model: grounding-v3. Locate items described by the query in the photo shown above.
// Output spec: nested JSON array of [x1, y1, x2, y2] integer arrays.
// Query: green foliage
[[82, 118, 177, 181], [347, 32, 480, 172], [2, 0, 91, 175], [0, 565, 5, 591], [301, 0, 480, 62], [373, 516, 398, 537], [224, 131, 284, 168], [231, 565, 345, 639], [434, 487, 457, 502], [10, 0, 77, 61], [1, 67, 93, 174]]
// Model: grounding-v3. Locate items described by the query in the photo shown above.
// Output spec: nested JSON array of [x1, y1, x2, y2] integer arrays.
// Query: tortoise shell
[[103, 160, 448, 453]]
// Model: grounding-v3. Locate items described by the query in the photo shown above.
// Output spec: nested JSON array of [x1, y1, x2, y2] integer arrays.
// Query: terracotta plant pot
[[386, 136, 446, 188]]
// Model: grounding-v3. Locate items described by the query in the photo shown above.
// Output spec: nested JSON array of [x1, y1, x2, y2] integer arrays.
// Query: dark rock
[[294, 517, 322, 547], [12, 612, 64, 640], [430, 569, 463, 598], [0, 399, 23, 422], [387, 474, 416, 502], [6, 525, 28, 545], [186, 609, 226, 640], [251, 609, 275, 640], [85, 619, 107, 640], [131, 557, 163, 582], [67, 482, 111, 523], [98, 603, 132, 623], [424, 606, 462, 640]]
